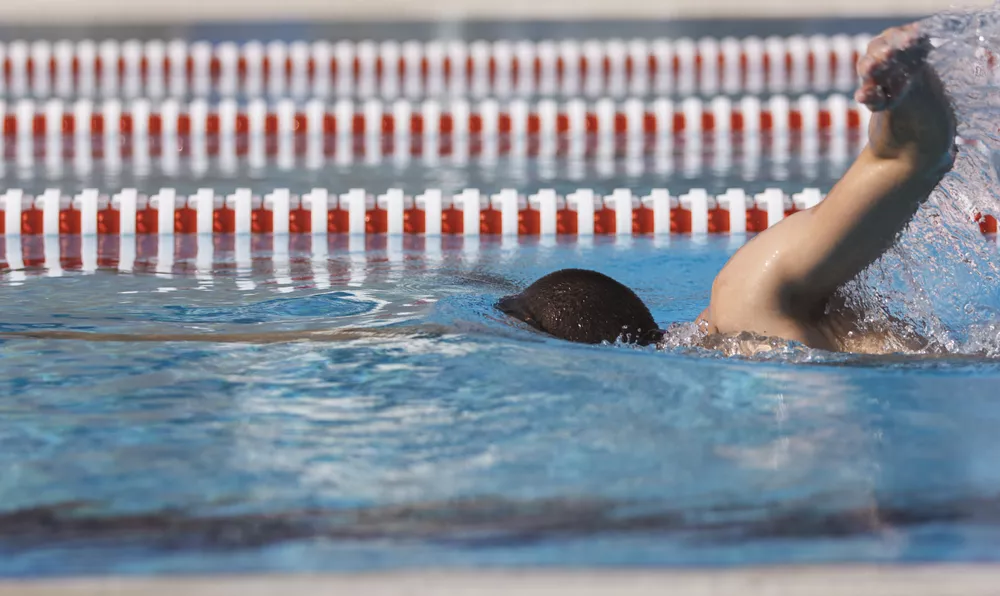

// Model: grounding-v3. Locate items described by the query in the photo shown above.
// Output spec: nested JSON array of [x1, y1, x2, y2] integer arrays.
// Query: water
[[2, 134, 854, 196], [1, 235, 1000, 576]]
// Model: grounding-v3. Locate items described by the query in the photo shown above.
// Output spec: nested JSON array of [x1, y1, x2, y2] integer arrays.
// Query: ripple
[[150, 292, 379, 324]]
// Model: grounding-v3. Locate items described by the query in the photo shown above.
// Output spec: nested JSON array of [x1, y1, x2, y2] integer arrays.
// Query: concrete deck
[[2, 566, 1000, 596]]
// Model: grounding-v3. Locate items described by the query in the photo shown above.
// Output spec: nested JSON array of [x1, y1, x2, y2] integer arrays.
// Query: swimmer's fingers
[[855, 24, 932, 111]]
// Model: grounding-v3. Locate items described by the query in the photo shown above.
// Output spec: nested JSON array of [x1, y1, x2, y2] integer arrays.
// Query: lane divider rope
[[0, 94, 871, 167], [0, 186, 995, 240], [0, 35, 872, 100]]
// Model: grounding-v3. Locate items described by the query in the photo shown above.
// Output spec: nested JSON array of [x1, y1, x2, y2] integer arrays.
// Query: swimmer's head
[[496, 268, 663, 346]]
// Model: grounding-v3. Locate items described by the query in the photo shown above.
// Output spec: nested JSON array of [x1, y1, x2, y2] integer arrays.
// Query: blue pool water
[[2, 232, 1000, 576]]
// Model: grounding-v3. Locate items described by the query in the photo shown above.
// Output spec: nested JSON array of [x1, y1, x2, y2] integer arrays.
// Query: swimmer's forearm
[[800, 150, 942, 285], [776, 132, 946, 303]]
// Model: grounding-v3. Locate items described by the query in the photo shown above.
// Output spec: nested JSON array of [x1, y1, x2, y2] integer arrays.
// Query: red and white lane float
[[0, 94, 871, 169], [0, 35, 871, 100], [0, 186, 993, 281], [0, 185, 993, 239]]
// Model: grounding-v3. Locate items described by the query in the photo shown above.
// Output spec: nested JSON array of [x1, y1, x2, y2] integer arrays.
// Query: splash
[[841, 3, 1000, 356]]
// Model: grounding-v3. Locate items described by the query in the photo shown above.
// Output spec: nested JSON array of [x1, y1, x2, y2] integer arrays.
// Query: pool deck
[[3, 566, 1000, 596]]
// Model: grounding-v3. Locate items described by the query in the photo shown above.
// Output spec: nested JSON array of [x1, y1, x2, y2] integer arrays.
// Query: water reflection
[[0, 132, 856, 196]]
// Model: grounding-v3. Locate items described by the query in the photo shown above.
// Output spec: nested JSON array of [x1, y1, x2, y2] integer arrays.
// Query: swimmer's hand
[[855, 24, 956, 169]]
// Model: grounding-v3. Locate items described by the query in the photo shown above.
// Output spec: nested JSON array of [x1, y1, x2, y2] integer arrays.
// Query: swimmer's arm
[[767, 25, 956, 309]]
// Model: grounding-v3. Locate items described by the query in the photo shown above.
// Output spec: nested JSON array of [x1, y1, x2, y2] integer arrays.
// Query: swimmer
[[0, 23, 956, 356], [500, 23, 957, 355]]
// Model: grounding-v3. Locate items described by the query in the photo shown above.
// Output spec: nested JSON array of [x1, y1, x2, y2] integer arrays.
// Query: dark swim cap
[[497, 268, 662, 346]]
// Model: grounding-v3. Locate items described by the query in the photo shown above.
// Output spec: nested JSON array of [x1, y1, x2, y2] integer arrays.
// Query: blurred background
[[0, 0, 989, 24]]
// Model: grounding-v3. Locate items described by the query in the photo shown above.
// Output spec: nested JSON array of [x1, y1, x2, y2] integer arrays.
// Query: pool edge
[[2, 565, 998, 595]]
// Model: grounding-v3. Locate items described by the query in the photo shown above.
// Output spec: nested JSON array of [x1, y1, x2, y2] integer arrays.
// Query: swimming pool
[[4, 16, 1000, 580], [4, 232, 1000, 576]]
